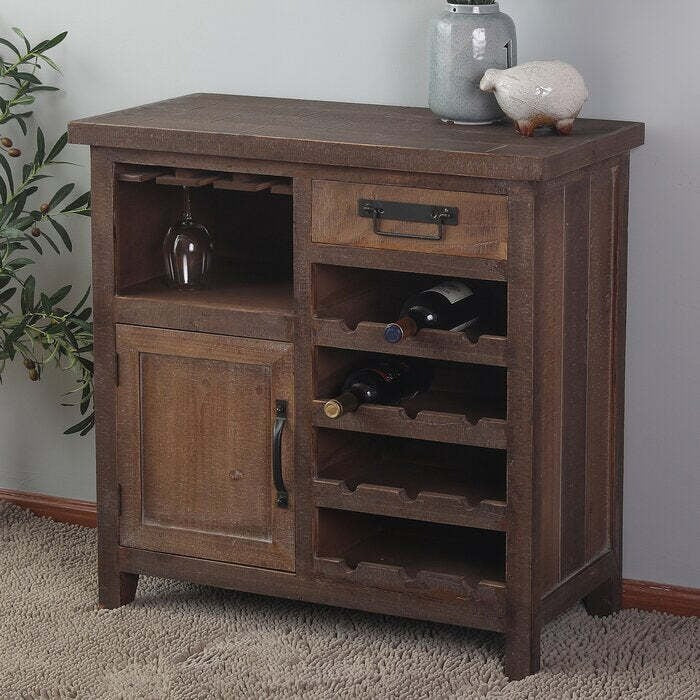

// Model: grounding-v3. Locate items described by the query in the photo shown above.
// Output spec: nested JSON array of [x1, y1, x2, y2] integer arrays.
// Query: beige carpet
[[0, 502, 698, 699]]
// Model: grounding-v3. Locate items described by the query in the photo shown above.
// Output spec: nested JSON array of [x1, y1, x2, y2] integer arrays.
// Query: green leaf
[[47, 216, 72, 251], [64, 326, 78, 349], [1, 227, 26, 238], [64, 411, 94, 436], [12, 186, 38, 220], [34, 52, 60, 72], [12, 72, 41, 85], [24, 234, 42, 254], [20, 274, 35, 313], [48, 183, 74, 210], [46, 133, 67, 162], [0, 152, 15, 193], [28, 86, 59, 93], [15, 116, 28, 136], [12, 27, 31, 52], [0, 177, 6, 205], [39, 230, 60, 255], [62, 191, 90, 212], [49, 284, 71, 305], [76, 356, 93, 373], [0, 37, 21, 57], [14, 215, 36, 231], [70, 286, 90, 314], [0, 287, 16, 305], [35, 126, 45, 165], [6, 257, 34, 269], [33, 32, 68, 54]]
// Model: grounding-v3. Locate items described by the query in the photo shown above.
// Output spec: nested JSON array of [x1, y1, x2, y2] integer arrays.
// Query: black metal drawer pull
[[272, 399, 289, 508], [358, 199, 458, 241]]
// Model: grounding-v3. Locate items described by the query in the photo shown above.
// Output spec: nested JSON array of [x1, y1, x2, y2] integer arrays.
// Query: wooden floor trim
[[622, 579, 700, 618], [1, 490, 697, 617], [0, 488, 97, 528]]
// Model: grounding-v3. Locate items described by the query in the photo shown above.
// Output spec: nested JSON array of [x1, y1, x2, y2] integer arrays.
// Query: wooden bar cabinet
[[69, 94, 644, 679]]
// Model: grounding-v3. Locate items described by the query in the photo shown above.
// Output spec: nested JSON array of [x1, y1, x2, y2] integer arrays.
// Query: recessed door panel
[[116, 325, 294, 571]]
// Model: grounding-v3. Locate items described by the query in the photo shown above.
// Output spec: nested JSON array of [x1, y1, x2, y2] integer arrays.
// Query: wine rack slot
[[312, 265, 506, 365], [315, 510, 506, 608], [313, 348, 507, 448], [314, 431, 506, 529]]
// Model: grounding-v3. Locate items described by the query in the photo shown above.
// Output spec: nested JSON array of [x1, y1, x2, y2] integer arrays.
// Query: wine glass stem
[[182, 186, 192, 222]]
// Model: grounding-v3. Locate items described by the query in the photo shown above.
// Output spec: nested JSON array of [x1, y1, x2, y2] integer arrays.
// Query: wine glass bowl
[[163, 187, 213, 290]]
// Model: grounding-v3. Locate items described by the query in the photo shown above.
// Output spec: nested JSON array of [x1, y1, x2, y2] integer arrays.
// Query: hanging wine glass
[[163, 186, 213, 290]]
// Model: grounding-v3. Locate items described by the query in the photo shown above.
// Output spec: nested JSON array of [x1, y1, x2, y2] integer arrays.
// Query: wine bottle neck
[[384, 316, 419, 344]]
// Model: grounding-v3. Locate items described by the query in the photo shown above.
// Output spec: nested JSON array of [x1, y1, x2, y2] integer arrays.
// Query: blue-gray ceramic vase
[[429, 2, 517, 125]]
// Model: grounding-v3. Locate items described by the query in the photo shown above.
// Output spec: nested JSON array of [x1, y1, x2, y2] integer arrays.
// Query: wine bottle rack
[[70, 93, 642, 680], [314, 432, 506, 530]]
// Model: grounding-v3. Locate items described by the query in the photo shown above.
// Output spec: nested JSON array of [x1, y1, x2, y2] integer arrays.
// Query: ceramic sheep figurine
[[480, 60, 589, 137]]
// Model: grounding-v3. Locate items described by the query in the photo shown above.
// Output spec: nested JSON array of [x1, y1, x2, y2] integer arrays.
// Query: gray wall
[[0, 0, 698, 587]]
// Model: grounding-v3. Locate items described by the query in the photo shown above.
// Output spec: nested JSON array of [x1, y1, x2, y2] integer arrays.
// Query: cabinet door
[[115, 325, 295, 571]]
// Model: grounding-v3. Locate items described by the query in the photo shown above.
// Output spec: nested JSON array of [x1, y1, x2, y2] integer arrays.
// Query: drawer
[[311, 180, 508, 260]]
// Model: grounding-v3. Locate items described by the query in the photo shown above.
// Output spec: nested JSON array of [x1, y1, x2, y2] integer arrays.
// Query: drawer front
[[311, 180, 508, 260]]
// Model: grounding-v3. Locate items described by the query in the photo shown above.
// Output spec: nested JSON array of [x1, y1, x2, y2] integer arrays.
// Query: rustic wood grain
[[67, 95, 643, 680], [561, 177, 591, 578], [68, 93, 644, 181], [311, 180, 508, 260], [533, 182, 565, 594], [503, 184, 541, 679], [116, 325, 295, 571]]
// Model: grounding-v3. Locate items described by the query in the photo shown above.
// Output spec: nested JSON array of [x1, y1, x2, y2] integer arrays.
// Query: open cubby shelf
[[312, 265, 507, 365], [113, 165, 294, 337], [314, 431, 506, 530], [315, 510, 506, 606]]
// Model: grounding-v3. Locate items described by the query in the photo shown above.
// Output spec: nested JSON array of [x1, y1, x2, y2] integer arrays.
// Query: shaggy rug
[[0, 502, 698, 699]]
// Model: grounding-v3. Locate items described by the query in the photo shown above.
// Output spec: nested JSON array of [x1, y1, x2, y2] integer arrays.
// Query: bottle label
[[427, 280, 474, 305]]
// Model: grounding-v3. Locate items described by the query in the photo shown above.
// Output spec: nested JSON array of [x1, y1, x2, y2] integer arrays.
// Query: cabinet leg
[[584, 575, 621, 617], [99, 571, 139, 609], [504, 626, 541, 681]]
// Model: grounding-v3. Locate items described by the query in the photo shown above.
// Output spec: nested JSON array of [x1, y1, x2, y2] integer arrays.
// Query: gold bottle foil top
[[323, 399, 343, 419]]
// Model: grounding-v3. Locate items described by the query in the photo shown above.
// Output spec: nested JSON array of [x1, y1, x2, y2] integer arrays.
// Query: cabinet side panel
[[534, 187, 565, 594], [585, 163, 618, 559], [561, 178, 592, 577], [90, 149, 122, 605]]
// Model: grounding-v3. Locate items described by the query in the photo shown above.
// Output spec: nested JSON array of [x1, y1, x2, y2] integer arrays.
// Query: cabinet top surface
[[69, 93, 644, 181]]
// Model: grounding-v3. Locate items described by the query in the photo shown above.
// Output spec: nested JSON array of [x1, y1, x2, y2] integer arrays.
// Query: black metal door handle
[[272, 400, 289, 508]]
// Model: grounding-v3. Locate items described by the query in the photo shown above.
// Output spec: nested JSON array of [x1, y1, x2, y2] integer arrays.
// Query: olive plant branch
[[0, 27, 93, 434]]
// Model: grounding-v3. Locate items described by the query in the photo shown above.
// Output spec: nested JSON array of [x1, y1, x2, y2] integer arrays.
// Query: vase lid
[[447, 2, 500, 13]]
